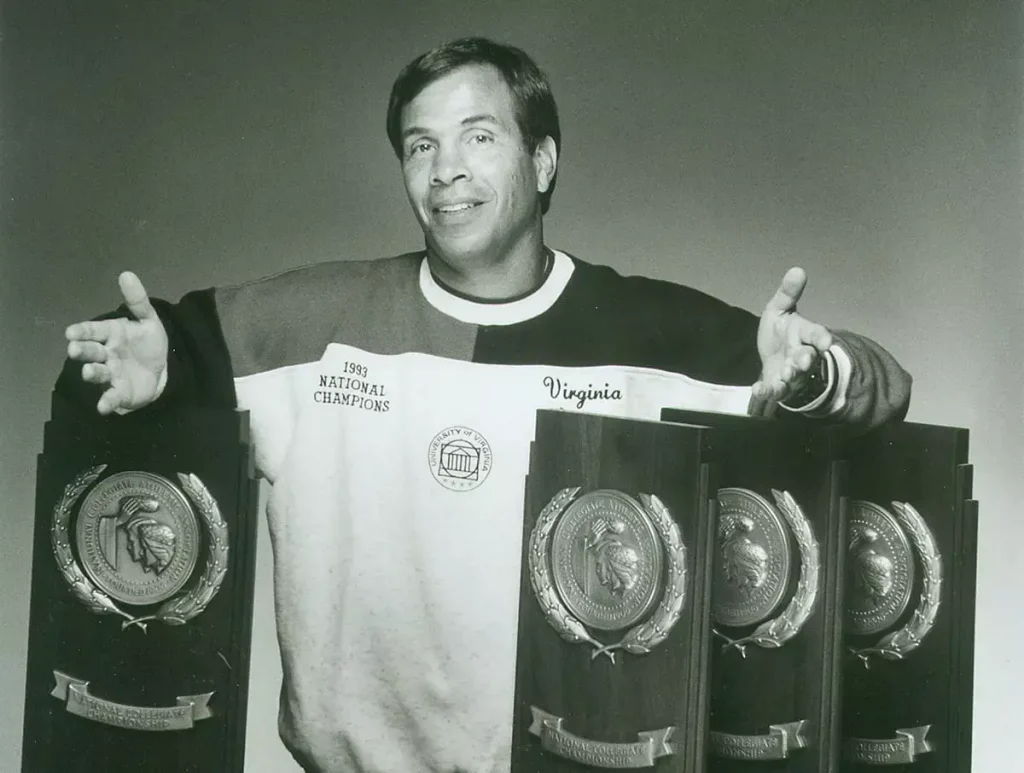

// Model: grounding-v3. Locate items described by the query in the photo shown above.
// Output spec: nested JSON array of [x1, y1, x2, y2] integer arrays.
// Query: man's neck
[[426, 239, 549, 301]]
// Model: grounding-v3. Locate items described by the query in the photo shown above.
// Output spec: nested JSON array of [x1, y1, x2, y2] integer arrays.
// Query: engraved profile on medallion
[[113, 496, 177, 575], [712, 489, 820, 657], [585, 518, 641, 597], [53, 465, 229, 631], [850, 527, 893, 605], [551, 493, 663, 632], [848, 500, 942, 666], [530, 488, 686, 662], [75, 474, 200, 606], [845, 501, 916, 638], [720, 515, 770, 593]]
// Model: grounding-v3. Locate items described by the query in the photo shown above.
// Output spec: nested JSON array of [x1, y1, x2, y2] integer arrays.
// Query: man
[[61, 38, 910, 773]]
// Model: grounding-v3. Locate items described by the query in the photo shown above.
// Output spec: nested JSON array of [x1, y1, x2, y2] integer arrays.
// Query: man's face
[[399, 64, 554, 269]]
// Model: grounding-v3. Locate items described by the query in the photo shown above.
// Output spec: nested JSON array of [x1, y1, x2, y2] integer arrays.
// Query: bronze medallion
[[75, 471, 201, 606], [846, 500, 915, 636], [550, 490, 663, 632], [713, 487, 792, 628]]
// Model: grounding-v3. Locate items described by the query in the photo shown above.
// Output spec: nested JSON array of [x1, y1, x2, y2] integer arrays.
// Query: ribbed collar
[[419, 249, 575, 326]]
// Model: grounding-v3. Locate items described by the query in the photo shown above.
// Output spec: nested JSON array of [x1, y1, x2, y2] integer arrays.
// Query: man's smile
[[436, 202, 479, 212], [432, 199, 487, 224]]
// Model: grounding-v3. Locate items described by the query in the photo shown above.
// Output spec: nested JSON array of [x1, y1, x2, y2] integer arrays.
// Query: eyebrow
[[401, 114, 504, 142], [460, 113, 502, 127]]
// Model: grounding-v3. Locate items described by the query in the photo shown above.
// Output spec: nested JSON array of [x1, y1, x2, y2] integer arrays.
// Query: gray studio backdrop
[[2, 2, 1020, 771]]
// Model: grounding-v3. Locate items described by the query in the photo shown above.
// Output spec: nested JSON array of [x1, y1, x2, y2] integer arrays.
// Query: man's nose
[[430, 145, 471, 187]]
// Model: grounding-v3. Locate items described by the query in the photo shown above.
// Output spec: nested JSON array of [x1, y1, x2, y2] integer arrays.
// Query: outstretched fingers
[[65, 273, 154, 342], [788, 315, 832, 353], [82, 364, 133, 416], [67, 340, 108, 363], [81, 363, 113, 385], [752, 377, 786, 404], [96, 388, 125, 416], [118, 271, 157, 322], [778, 342, 819, 383], [65, 319, 115, 344], [763, 266, 808, 315]]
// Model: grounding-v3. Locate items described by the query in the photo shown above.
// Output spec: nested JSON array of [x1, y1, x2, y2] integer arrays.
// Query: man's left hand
[[750, 267, 833, 415]]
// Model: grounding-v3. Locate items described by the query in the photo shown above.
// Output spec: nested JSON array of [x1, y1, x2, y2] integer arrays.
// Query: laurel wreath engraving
[[714, 489, 820, 658], [850, 501, 941, 667], [528, 487, 687, 664], [51, 465, 229, 633]]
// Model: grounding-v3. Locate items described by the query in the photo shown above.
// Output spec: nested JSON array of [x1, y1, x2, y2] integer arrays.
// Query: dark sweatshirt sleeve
[[615, 270, 913, 428], [54, 288, 237, 415], [829, 330, 912, 427]]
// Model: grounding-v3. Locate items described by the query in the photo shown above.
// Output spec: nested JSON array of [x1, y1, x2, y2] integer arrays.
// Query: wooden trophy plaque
[[841, 422, 976, 773], [512, 410, 718, 773], [663, 410, 848, 773], [21, 395, 260, 772]]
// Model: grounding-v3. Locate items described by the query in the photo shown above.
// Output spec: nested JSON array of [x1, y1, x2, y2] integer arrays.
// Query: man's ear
[[533, 136, 558, 194]]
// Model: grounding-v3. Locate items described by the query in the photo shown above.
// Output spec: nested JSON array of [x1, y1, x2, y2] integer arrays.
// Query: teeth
[[439, 203, 475, 213]]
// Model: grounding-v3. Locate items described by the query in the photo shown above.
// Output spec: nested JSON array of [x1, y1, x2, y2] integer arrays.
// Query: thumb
[[764, 266, 807, 315], [118, 271, 157, 322]]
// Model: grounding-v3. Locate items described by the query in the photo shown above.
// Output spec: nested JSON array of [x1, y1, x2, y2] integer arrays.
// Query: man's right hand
[[65, 272, 169, 415]]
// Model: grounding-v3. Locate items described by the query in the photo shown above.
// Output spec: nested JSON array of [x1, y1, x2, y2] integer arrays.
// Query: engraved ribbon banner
[[51, 671, 214, 732], [844, 726, 933, 765], [529, 707, 676, 769], [710, 720, 809, 760]]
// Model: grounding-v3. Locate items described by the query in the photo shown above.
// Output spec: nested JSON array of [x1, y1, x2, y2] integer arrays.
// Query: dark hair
[[386, 37, 561, 214]]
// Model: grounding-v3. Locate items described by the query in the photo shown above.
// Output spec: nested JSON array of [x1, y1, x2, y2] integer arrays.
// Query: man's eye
[[408, 142, 433, 157], [470, 133, 493, 144]]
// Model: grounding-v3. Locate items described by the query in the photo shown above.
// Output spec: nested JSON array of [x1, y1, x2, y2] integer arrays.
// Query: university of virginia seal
[[529, 488, 686, 663], [427, 426, 493, 492], [52, 465, 228, 631]]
